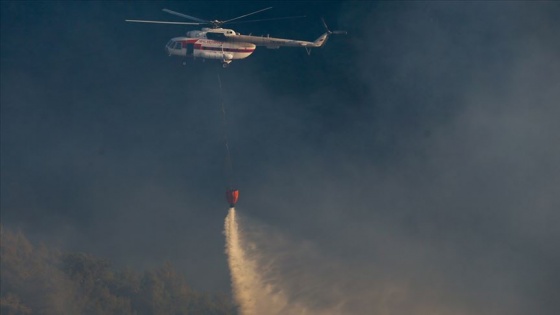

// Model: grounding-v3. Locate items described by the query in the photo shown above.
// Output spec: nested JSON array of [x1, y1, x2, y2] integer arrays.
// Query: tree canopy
[[0, 225, 237, 315]]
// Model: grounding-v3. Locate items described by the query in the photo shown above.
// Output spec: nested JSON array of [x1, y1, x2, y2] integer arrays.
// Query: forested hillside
[[0, 225, 237, 315]]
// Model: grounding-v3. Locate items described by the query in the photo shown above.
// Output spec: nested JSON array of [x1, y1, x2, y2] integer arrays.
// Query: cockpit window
[[166, 40, 174, 48], [174, 42, 182, 49]]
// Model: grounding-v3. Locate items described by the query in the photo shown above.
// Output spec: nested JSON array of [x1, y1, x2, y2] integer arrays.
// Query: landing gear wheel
[[222, 63, 229, 68]]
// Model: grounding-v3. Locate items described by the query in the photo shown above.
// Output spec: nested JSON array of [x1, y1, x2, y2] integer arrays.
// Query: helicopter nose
[[165, 40, 174, 56]]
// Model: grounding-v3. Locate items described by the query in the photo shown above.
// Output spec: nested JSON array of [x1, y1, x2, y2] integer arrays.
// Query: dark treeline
[[0, 225, 237, 315]]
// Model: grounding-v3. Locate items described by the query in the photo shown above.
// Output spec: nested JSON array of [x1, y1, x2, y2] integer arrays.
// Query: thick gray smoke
[[222, 3, 560, 314]]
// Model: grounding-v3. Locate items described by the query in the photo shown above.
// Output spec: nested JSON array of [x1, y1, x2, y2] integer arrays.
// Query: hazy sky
[[2, 1, 559, 314]]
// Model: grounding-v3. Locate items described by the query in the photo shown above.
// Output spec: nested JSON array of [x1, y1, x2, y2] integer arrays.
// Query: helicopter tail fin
[[313, 32, 330, 47], [304, 32, 329, 55], [305, 19, 346, 55]]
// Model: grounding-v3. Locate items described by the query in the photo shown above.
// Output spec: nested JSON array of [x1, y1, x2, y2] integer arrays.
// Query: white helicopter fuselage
[[126, 8, 345, 67], [166, 28, 256, 64]]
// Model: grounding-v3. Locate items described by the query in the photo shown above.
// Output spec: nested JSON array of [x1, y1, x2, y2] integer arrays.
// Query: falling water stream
[[224, 207, 305, 315]]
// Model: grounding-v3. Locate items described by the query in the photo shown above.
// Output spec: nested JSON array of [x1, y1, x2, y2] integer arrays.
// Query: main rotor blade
[[125, 19, 202, 25], [223, 7, 273, 24], [226, 15, 307, 25], [162, 8, 209, 23]]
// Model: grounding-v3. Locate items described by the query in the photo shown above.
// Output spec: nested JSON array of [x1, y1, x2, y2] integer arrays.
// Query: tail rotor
[[321, 18, 347, 36]]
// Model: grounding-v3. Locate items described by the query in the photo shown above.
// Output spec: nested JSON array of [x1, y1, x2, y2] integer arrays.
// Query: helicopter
[[126, 7, 346, 67]]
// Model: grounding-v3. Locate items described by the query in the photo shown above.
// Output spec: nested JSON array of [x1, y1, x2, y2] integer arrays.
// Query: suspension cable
[[217, 71, 235, 189]]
